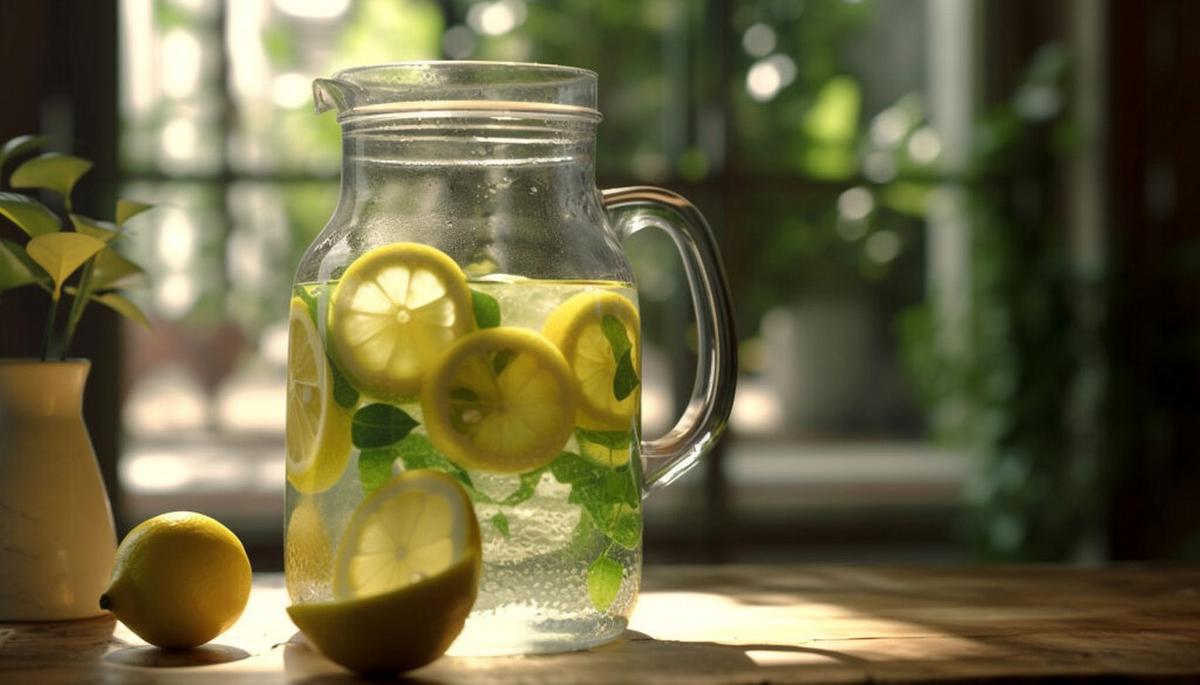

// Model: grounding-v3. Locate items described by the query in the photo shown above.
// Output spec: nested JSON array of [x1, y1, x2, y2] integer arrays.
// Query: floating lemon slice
[[329, 243, 475, 400], [287, 297, 352, 494], [332, 470, 481, 601], [542, 291, 640, 431], [421, 327, 578, 473], [288, 471, 481, 674]]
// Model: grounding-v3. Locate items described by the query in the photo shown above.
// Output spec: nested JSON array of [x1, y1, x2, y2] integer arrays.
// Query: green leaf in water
[[609, 507, 642, 549], [351, 403, 418, 449], [500, 468, 545, 506], [577, 428, 632, 450], [471, 289, 500, 329], [549, 451, 598, 485], [392, 434, 475, 493], [490, 513, 510, 539], [330, 358, 359, 410], [358, 447, 396, 497], [613, 350, 639, 401], [600, 314, 632, 360], [587, 554, 623, 611]]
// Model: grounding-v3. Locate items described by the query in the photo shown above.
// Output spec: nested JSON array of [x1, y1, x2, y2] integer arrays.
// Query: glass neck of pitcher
[[334, 114, 600, 216]]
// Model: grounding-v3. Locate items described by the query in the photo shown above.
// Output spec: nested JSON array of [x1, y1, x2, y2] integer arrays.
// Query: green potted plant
[[0, 134, 152, 620]]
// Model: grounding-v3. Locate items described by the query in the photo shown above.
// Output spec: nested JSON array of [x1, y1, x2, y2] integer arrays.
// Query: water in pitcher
[[285, 255, 643, 655]]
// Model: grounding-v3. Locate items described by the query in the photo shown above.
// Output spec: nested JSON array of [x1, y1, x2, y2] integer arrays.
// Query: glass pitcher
[[285, 62, 735, 656]]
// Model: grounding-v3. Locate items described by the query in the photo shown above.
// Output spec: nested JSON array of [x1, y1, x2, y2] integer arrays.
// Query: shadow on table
[[104, 643, 250, 667], [281, 629, 854, 684]]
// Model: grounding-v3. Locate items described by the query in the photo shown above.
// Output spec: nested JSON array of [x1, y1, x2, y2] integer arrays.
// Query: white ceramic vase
[[0, 360, 117, 620]]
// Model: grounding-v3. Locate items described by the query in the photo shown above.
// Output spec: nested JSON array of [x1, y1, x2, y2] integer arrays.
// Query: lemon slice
[[285, 497, 333, 603], [542, 291, 640, 430], [329, 243, 475, 400], [420, 327, 578, 473], [290, 470, 481, 674], [288, 297, 352, 494], [332, 470, 481, 601]]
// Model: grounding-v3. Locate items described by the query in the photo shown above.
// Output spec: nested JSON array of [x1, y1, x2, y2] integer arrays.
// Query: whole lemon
[[100, 511, 251, 649]]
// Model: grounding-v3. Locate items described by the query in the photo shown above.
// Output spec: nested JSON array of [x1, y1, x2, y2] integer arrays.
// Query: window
[[118, 0, 963, 564]]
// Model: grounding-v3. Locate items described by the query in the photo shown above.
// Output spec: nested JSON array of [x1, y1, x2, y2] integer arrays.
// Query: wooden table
[[3, 565, 1199, 683]]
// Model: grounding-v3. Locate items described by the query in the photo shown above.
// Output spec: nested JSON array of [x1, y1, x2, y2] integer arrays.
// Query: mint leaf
[[607, 466, 640, 507], [612, 350, 639, 401], [490, 513, 510, 539], [587, 554, 622, 611], [393, 434, 476, 492], [567, 508, 601, 560], [600, 314, 631, 360], [351, 404, 418, 449], [577, 429, 632, 450], [610, 508, 641, 549], [500, 468, 545, 506], [330, 358, 359, 409], [359, 447, 396, 497], [550, 451, 599, 485], [471, 289, 500, 328], [492, 348, 516, 376]]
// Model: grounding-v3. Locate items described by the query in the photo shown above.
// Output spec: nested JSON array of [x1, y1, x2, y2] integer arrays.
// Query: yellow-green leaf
[[0, 134, 47, 171], [11, 153, 93, 209], [0, 237, 48, 290], [0, 192, 60, 237], [116, 199, 154, 226], [25, 232, 105, 298], [90, 247, 144, 290], [70, 214, 119, 242], [92, 292, 151, 329]]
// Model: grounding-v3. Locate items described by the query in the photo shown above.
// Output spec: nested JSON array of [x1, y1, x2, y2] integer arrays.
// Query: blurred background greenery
[[2, 0, 1197, 568]]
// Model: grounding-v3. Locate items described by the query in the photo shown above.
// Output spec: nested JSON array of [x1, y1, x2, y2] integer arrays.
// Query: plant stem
[[40, 294, 60, 361], [62, 258, 96, 357]]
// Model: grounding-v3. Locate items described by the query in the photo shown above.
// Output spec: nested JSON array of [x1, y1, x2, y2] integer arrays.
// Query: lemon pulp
[[289, 470, 482, 673], [329, 243, 475, 400], [542, 291, 641, 431], [287, 297, 352, 493], [333, 470, 481, 600], [420, 326, 578, 473]]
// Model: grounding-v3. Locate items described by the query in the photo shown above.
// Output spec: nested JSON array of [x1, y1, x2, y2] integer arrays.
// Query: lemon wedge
[[420, 327, 578, 473], [329, 243, 475, 400], [287, 297, 352, 493], [288, 471, 481, 674], [332, 470, 480, 600], [542, 291, 640, 430]]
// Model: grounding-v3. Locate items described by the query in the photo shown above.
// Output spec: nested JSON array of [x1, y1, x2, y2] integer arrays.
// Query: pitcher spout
[[312, 77, 360, 115]]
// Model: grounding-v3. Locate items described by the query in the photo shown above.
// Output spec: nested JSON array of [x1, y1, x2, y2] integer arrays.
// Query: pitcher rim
[[319, 61, 602, 123]]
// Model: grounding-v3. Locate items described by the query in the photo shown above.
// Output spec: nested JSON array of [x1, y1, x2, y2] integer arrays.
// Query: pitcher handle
[[602, 186, 738, 495]]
